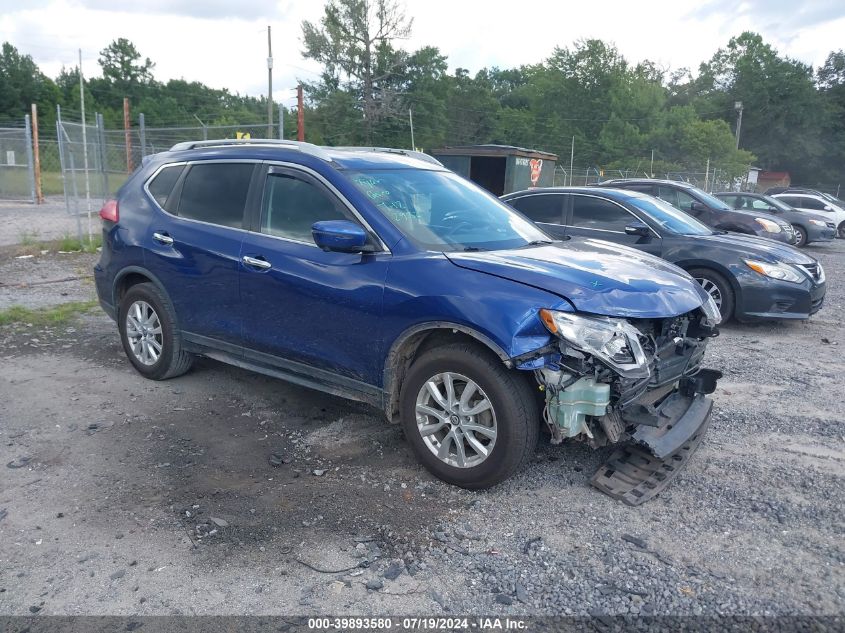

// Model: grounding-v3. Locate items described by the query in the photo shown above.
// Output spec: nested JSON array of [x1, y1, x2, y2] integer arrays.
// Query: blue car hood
[[446, 241, 708, 319], [700, 232, 816, 264]]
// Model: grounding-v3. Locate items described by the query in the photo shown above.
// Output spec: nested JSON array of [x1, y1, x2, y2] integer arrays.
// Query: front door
[[239, 165, 390, 385], [564, 193, 662, 256]]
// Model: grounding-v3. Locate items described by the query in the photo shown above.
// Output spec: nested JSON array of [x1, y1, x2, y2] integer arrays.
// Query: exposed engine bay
[[528, 306, 722, 458]]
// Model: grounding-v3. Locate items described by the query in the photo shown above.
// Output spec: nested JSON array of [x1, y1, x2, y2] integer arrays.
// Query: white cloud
[[1, 0, 842, 116]]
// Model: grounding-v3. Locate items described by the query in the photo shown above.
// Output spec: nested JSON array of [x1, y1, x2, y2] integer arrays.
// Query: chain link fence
[[552, 166, 738, 192], [0, 120, 36, 202]]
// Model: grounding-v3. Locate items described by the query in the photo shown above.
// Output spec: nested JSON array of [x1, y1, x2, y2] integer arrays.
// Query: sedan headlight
[[539, 310, 650, 378], [754, 218, 782, 233], [743, 259, 804, 284], [809, 219, 826, 227]]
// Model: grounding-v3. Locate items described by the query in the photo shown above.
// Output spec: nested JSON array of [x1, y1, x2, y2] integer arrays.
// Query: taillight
[[99, 199, 119, 223]]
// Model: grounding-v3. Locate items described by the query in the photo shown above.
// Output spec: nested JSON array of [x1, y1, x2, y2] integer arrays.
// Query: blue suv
[[94, 140, 722, 503]]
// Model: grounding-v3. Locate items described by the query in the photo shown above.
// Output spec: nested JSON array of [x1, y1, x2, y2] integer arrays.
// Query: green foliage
[[2, 26, 845, 187]]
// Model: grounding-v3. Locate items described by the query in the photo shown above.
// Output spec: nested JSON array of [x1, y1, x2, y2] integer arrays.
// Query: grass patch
[[57, 233, 102, 253], [19, 230, 41, 246], [9, 233, 102, 257], [0, 300, 99, 327]]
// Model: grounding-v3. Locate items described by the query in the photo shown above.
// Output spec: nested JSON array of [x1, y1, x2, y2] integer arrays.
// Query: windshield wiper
[[462, 246, 487, 252], [522, 240, 555, 247]]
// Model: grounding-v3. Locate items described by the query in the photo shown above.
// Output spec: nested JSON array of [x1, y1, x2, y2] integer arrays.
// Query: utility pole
[[297, 84, 304, 142], [734, 101, 743, 150], [650, 149, 655, 176], [569, 136, 575, 187], [79, 49, 93, 243], [409, 108, 415, 150], [267, 25, 273, 138], [704, 157, 711, 191], [123, 97, 133, 173], [30, 104, 43, 203]]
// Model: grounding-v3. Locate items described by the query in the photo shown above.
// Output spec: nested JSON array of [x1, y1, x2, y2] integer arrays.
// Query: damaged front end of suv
[[517, 298, 722, 505]]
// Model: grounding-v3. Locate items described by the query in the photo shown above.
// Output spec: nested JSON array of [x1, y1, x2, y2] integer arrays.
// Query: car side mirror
[[624, 221, 651, 237], [824, 206, 834, 212], [690, 201, 707, 213], [312, 220, 371, 253]]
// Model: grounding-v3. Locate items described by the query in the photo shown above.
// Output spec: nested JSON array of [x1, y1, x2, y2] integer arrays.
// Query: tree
[[0, 42, 59, 124], [302, 0, 413, 143]]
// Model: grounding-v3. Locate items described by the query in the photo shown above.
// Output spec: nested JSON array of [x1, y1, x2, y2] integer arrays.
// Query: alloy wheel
[[415, 372, 497, 469], [695, 278, 722, 309], [125, 300, 163, 366]]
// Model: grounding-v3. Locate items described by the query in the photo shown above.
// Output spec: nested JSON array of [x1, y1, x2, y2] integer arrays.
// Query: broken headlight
[[701, 292, 722, 325], [539, 310, 650, 378]]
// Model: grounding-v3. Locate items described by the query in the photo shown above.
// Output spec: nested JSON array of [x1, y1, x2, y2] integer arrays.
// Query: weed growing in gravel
[[58, 234, 103, 253], [0, 300, 98, 327], [18, 230, 41, 246]]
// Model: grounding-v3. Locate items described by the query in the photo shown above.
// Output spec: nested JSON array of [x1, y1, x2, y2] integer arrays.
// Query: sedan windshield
[[694, 189, 733, 211], [627, 194, 713, 236], [348, 169, 550, 251]]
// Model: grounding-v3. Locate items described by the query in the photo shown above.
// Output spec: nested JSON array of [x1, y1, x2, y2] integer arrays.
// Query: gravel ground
[[0, 242, 842, 617], [0, 197, 91, 247]]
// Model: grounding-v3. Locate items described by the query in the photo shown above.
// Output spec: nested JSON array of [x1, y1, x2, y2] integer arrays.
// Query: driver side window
[[261, 173, 352, 243]]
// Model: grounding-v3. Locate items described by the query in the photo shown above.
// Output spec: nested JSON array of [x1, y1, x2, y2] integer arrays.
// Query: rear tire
[[689, 268, 735, 323], [792, 224, 807, 247], [838, 221, 845, 239], [399, 342, 539, 489], [118, 282, 193, 380]]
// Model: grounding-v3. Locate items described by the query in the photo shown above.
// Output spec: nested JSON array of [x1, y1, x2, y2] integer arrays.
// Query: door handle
[[242, 255, 272, 270], [152, 232, 174, 245]]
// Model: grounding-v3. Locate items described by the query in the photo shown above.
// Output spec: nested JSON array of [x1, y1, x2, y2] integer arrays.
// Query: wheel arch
[[674, 259, 742, 299], [382, 322, 512, 423]]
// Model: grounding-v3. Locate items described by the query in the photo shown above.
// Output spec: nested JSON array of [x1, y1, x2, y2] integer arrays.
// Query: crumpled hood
[[446, 241, 708, 319], [699, 232, 816, 264]]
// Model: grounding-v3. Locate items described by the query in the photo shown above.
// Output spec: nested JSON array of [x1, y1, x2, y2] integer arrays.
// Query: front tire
[[689, 268, 735, 323], [838, 221, 845, 239], [399, 343, 539, 489], [118, 282, 193, 380], [792, 225, 807, 247]]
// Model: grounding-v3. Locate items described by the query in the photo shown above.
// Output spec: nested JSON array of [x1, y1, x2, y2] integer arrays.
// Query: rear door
[[144, 160, 257, 345], [238, 164, 390, 385], [506, 193, 566, 238], [565, 193, 662, 256]]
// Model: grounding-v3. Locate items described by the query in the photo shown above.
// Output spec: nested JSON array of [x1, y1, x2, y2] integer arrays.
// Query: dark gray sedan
[[501, 187, 826, 322], [714, 192, 836, 247], [595, 178, 796, 244]]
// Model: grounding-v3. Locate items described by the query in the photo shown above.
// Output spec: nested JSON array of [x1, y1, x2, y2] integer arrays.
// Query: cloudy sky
[[1, 0, 844, 107]]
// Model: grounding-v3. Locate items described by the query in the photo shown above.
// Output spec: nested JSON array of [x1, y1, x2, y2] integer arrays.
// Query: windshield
[[692, 188, 733, 210], [627, 194, 714, 236], [348, 169, 550, 251], [820, 192, 845, 207], [759, 195, 794, 211]]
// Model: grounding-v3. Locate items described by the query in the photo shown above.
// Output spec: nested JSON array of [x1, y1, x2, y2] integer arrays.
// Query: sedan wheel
[[125, 300, 163, 366], [839, 222, 845, 239], [695, 277, 722, 310], [415, 372, 497, 469], [792, 225, 807, 247]]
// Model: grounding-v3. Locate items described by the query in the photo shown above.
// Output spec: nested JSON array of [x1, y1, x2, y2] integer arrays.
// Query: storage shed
[[431, 144, 558, 196]]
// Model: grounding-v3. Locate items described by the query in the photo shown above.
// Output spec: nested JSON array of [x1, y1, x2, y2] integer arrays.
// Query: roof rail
[[329, 146, 444, 167], [168, 138, 333, 161]]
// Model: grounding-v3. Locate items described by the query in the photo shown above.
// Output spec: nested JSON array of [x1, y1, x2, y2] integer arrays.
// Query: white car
[[772, 192, 845, 239], [773, 193, 845, 238]]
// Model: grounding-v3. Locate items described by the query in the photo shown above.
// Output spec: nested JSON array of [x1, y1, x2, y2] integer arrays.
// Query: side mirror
[[624, 221, 652, 237], [312, 220, 370, 253], [690, 201, 708, 213], [824, 206, 834, 212]]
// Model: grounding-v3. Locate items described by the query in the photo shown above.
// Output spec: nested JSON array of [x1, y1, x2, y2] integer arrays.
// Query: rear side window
[[177, 163, 254, 228], [261, 173, 350, 243], [509, 194, 563, 224], [571, 195, 634, 232], [147, 165, 184, 208]]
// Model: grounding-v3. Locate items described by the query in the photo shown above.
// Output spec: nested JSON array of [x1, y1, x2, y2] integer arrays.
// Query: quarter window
[[177, 163, 254, 228], [509, 194, 563, 224], [147, 164, 184, 209], [570, 196, 635, 232], [261, 173, 351, 243]]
